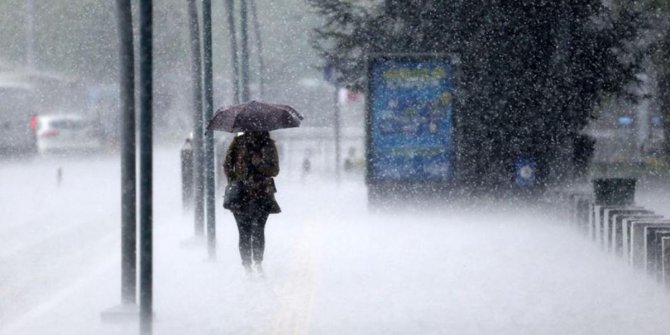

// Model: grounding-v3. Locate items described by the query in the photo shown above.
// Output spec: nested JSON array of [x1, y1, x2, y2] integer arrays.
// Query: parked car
[[35, 114, 102, 154]]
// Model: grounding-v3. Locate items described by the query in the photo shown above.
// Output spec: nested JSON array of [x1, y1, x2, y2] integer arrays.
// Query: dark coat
[[223, 132, 281, 214]]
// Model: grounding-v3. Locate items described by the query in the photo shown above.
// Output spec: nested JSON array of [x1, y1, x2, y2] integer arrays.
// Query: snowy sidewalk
[[3, 154, 670, 334]]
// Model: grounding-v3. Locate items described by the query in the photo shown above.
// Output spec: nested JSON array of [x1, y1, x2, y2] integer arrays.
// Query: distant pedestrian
[[223, 131, 281, 277], [57, 167, 63, 186], [302, 148, 312, 179], [343, 147, 356, 172]]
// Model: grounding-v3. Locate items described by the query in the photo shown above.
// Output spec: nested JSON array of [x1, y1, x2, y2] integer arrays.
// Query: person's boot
[[254, 262, 265, 278], [243, 263, 253, 278]]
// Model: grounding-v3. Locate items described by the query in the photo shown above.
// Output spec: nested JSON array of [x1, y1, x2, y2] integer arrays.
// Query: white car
[[35, 114, 102, 154]]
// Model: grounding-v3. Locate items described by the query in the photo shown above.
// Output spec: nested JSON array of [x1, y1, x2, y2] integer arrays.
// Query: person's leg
[[234, 212, 253, 269], [251, 212, 269, 265]]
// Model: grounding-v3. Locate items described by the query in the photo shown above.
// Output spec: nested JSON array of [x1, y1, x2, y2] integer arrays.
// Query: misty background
[[3, 0, 670, 191], [0, 0, 335, 139]]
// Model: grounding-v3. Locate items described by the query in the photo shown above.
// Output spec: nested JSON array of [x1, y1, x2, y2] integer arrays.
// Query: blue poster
[[368, 56, 454, 182]]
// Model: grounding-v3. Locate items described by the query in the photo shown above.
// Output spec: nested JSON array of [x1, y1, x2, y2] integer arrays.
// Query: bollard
[[662, 237, 670, 288], [575, 195, 593, 235], [629, 219, 670, 269], [611, 211, 658, 257], [181, 137, 194, 210], [645, 227, 670, 279]]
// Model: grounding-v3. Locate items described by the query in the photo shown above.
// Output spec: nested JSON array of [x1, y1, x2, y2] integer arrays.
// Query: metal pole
[[224, 0, 240, 104], [202, 0, 216, 259], [138, 0, 153, 333], [24, 0, 35, 68], [188, 0, 205, 237], [115, 0, 137, 306], [240, 0, 250, 102], [249, 0, 265, 98], [334, 86, 341, 183]]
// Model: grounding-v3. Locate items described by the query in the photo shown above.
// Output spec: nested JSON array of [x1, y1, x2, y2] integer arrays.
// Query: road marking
[[271, 216, 322, 335]]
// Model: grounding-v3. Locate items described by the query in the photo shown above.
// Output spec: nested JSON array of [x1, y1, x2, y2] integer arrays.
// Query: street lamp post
[[249, 0, 265, 98], [225, 0, 240, 104], [240, 0, 250, 102], [138, 0, 154, 333], [188, 0, 205, 238], [115, 0, 137, 307], [334, 86, 341, 183], [202, 0, 216, 260], [101, 0, 139, 323], [24, 0, 35, 68]]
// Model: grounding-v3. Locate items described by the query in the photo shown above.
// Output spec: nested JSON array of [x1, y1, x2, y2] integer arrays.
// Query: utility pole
[[224, 0, 240, 104], [324, 64, 341, 182], [24, 0, 35, 68], [334, 86, 341, 183], [202, 0, 216, 260], [138, 0, 153, 333], [240, 0, 250, 102], [188, 0, 205, 237], [101, 0, 139, 323], [249, 0, 265, 98]]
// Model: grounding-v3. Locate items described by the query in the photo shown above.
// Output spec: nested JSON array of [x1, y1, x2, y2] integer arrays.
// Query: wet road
[[2, 148, 670, 335]]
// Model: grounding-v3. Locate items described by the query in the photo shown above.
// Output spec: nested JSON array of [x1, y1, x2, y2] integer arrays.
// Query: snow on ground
[[2, 147, 670, 335]]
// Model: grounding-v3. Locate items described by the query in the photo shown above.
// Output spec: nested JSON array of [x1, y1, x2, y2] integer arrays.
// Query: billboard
[[366, 55, 454, 183]]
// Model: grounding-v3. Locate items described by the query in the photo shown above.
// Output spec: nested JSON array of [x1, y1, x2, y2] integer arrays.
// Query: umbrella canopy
[[206, 100, 304, 133]]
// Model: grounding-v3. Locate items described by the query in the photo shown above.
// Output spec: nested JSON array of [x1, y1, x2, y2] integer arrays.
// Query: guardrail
[[559, 178, 670, 288]]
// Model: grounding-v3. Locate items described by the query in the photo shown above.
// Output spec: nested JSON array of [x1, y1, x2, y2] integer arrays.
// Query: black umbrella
[[206, 100, 304, 133]]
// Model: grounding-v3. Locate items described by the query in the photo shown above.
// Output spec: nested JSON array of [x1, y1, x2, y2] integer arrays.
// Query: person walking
[[223, 131, 281, 276]]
